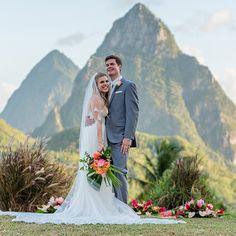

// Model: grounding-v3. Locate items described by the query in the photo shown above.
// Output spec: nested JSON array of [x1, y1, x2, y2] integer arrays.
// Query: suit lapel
[[109, 78, 124, 106], [109, 86, 118, 105]]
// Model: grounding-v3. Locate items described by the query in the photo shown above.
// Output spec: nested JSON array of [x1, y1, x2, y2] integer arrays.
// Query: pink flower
[[160, 210, 173, 217], [176, 206, 185, 216], [197, 199, 205, 209], [131, 199, 138, 208], [184, 202, 191, 210], [116, 79, 122, 88], [56, 197, 64, 205], [176, 209, 185, 215], [94, 151, 102, 160], [159, 207, 166, 212], [207, 203, 213, 210], [143, 199, 153, 209], [143, 200, 153, 211], [97, 159, 106, 167]]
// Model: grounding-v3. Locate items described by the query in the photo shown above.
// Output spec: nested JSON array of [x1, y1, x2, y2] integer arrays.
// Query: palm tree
[[155, 139, 184, 178], [128, 138, 184, 194]]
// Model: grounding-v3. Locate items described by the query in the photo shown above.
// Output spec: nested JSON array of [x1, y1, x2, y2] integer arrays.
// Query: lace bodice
[[87, 95, 108, 122]]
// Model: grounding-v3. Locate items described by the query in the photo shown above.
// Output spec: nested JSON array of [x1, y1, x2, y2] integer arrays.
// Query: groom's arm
[[124, 82, 139, 141]]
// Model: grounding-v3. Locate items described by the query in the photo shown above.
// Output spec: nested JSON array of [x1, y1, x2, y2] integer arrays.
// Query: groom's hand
[[85, 115, 95, 126], [121, 138, 132, 154]]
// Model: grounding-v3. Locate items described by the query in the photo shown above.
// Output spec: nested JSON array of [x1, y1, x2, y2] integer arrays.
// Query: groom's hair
[[105, 55, 122, 67]]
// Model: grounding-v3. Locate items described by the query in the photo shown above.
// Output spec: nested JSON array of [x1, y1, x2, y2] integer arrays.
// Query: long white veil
[[56, 73, 100, 212], [79, 73, 101, 160]]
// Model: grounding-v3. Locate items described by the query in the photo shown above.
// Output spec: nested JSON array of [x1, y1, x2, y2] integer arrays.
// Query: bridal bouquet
[[80, 147, 122, 191]]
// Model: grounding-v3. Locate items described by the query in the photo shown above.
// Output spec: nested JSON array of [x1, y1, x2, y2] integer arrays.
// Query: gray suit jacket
[[106, 77, 139, 146]]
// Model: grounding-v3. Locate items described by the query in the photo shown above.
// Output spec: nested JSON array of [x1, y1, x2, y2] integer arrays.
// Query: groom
[[105, 55, 139, 204]]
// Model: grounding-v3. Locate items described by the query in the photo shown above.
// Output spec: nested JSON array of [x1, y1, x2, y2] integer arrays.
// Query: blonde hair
[[94, 72, 109, 107]]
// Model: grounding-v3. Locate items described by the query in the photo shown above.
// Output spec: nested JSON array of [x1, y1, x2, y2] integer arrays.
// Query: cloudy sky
[[0, 0, 236, 112]]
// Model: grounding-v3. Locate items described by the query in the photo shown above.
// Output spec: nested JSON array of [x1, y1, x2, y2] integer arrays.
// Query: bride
[[0, 73, 184, 224]]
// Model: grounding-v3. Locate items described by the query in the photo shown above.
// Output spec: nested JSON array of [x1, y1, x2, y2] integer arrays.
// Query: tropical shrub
[[129, 139, 183, 196], [147, 153, 223, 209], [0, 139, 72, 212]]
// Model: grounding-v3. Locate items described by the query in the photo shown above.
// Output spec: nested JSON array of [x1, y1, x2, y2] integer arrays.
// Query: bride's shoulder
[[90, 94, 102, 101], [90, 94, 103, 106]]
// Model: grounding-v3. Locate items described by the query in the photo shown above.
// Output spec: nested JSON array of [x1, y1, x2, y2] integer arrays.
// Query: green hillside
[[0, 119, 28, 145], [46, 127, 236, 211], [47, 127, 80, 151]]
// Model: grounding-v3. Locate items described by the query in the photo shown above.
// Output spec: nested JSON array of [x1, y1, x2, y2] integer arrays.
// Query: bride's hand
[[98, 142, 104, 151]]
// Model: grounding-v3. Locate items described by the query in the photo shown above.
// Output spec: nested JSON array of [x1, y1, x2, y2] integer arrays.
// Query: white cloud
[[174, 9, 235, 34], [0, 82, 16, 112], [56, 32, 85, 47], [178, 44, 206, 65], [202, 10, 233, 32], [173, 11, 205, 35]]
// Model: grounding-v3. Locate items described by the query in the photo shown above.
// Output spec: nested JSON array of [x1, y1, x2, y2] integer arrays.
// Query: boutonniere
[[116, 79, 122, 88]]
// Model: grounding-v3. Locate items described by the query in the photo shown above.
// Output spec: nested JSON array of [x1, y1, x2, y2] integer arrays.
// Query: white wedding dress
[[0, 74, 185, 225]]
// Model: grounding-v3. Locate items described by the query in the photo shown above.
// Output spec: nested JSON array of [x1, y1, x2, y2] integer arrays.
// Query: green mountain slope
[[0, 119, 27, 145], [0, 50, 79, 133]]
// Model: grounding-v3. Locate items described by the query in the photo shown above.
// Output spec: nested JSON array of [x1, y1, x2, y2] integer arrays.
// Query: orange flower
[[94, 151, 102, 160], [104, 162, 110, 168]]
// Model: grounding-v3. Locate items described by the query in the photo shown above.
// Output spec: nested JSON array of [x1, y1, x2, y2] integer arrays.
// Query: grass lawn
[[0, 215, 235, 236]]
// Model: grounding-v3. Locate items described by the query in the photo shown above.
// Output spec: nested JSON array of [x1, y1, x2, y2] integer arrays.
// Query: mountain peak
[[127, 2, 151, 15], [47, 49, 63, 56], [0, 50, 79, 133], [96, 3, 179, 59], [40, 50, 78, 70]]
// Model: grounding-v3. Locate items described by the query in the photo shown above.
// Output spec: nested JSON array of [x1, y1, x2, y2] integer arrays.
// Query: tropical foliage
[[146, 153, 223, 209], [128, 139, 183, 197], [0, 139, 72, 212]]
